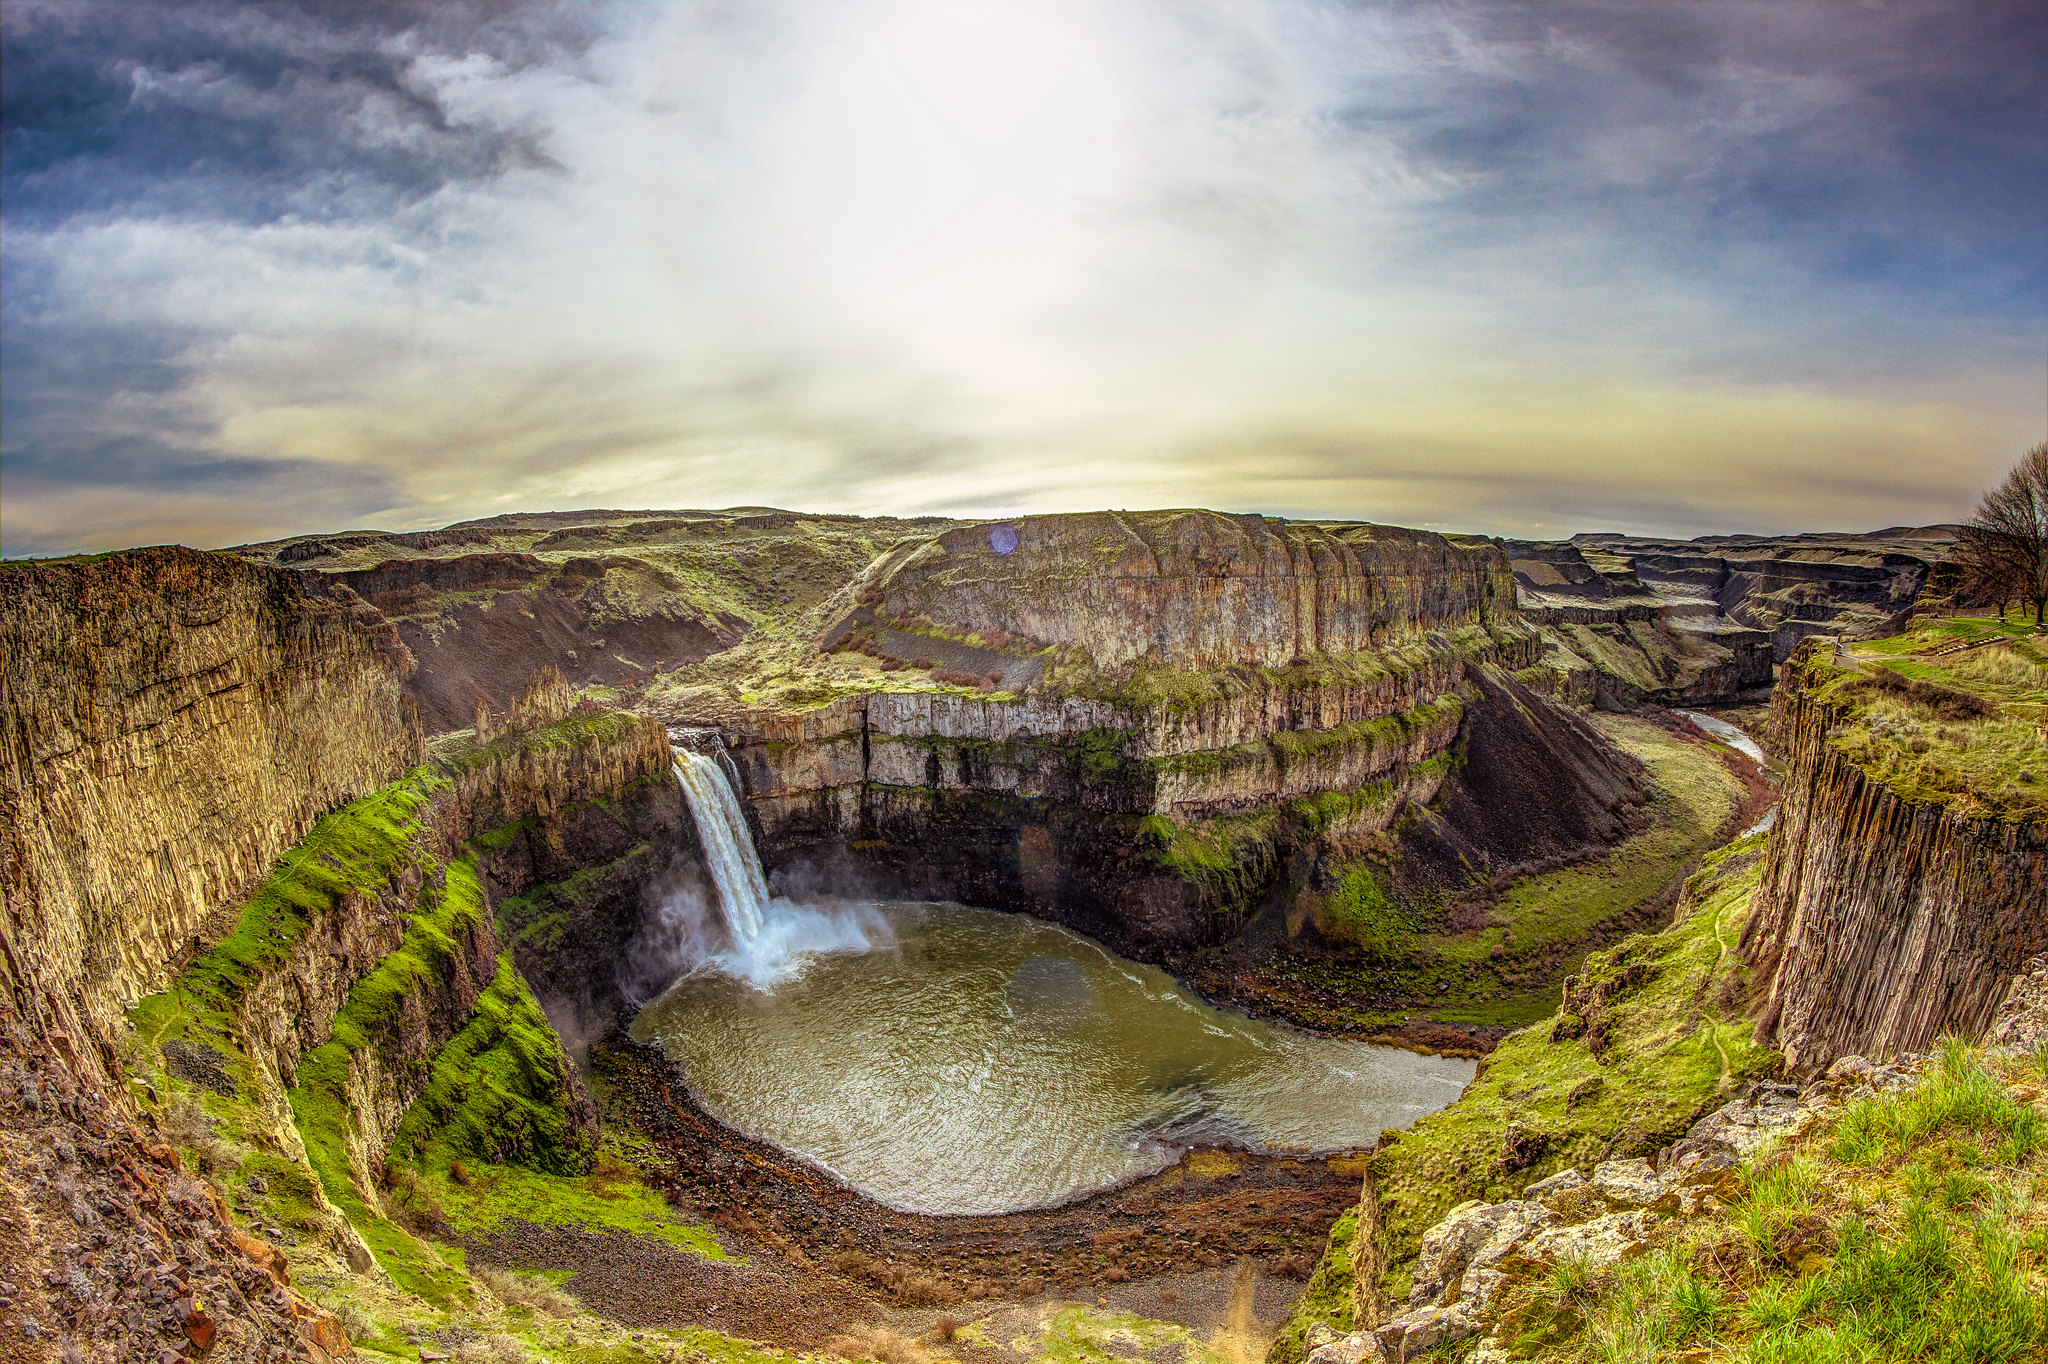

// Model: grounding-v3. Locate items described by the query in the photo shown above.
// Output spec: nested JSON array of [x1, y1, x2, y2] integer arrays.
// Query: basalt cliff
[[1741, 638, 2048, 1074]]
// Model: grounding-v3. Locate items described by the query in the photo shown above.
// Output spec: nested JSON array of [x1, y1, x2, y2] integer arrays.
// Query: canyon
[[1, 507, 2039, 1364]]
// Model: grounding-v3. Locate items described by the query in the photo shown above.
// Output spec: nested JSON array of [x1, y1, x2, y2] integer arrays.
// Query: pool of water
[[630, 901, 1474, 1216]]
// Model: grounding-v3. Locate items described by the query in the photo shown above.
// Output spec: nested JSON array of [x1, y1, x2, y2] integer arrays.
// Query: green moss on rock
[[391, 953, 597, 1175]]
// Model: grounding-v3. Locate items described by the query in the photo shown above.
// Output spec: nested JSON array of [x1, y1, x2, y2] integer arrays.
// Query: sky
[[2, 0, 2043, 556]]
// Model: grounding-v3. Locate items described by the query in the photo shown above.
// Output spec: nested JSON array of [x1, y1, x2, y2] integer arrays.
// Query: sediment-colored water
[[631, 900, 1474, 1215]]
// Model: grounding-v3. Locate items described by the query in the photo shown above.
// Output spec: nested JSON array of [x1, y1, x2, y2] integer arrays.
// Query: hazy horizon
[[4, 1, 2043, 557]]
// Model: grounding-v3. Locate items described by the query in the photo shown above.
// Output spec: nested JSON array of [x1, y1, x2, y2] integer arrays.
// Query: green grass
[[1138, 753, 1459, 921], [409, 1147, 728, 1261], [1242, 713, 1745, 1036], [127, 768, 446, 1064], [1316, 862, 1414, 959], [1271, 838, 1778, 1362], [1048, 624, 1521, 715], [430, 709, 653, 775], [1270, 1209, 1360, 1364], [390, 953, 598, 1176], [1419, 714, 1741, 967], [287, 856, 493, 1306], [1803, 624, 2048, 821], [1551, 1042, 2048, 1364], [494, 855, 650, 953]]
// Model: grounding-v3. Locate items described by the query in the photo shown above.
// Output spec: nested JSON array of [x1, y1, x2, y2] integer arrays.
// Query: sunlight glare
[[769, 2, 1131, 343]]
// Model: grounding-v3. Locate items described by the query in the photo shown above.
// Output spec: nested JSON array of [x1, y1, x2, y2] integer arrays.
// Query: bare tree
[[1957, 444, 2048, 627], [1950, 524, 2022, 619]]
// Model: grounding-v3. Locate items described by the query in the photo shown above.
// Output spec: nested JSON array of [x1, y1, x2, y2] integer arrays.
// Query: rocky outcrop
[[1496, 539, 1772, 707], [723, 517, 1636, 958], [869, 512, 1518, 670], [1571, 527, 1952, 660], [0, 547, 418, 1069], [1741, 645, 2048, 1073], [1319, 1076, 1842, 1364]]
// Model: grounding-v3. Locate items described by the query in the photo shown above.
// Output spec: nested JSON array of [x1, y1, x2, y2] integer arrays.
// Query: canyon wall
[[723, 514, 1642, 957], [1741, 647, 2048, 1072], [0, 547, 418, 1063], [1571, 528, 1948, 660], [1497, 540, 1773, 707], [0, 546, 690, 1359], [871, 512, 1517, 669]]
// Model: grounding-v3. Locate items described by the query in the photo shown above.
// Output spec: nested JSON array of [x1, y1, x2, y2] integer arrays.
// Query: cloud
[[2, 0, 2042, 555]]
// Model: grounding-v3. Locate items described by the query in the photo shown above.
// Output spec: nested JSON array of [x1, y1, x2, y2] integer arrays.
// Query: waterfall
[[653, 740, 892, 991], [672, 748, 770, 945]]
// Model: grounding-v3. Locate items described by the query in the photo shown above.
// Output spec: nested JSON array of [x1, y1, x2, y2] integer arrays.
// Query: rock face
[[723, 515, 1643, 956], [1741, 644, 2048, 1073], [1570, 527, 1953, 661], [0, 547, 418, 1061], [0, 547, 694, 1360], [873, 512, 1517, 670], [1497, 539, 1773, 706], [1342, 1075, 1849, 1363], [319, 552, 742, 733]]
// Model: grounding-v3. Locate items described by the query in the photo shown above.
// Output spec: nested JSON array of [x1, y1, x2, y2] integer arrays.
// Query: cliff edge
[[1742, 625, 2048, 1073]]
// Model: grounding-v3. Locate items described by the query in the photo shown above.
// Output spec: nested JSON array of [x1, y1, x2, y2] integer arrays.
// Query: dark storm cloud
[[1313, 1, 2047, 314], [0, 0, 597, 226]]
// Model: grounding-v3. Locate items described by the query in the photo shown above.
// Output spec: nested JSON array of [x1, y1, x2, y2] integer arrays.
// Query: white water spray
[[672, 750, 771, 944], [665, 745, 889, 989]]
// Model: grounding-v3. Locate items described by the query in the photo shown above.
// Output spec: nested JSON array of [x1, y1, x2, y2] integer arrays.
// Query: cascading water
[[660, 743, 888, 989], [671, 749, 771, 945]]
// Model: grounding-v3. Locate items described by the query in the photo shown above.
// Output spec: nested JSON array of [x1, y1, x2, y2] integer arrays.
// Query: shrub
[[1316, 864, 1412, 960], [1861, 666, 1995, 720], [476, 1266, 576, 1318]]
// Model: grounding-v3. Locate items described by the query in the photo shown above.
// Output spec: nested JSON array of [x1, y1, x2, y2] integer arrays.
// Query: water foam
[[666, 747, 889, 989]]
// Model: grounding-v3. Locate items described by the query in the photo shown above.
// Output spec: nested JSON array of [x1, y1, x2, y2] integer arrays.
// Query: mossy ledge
[[115, 703, 733, 1349]]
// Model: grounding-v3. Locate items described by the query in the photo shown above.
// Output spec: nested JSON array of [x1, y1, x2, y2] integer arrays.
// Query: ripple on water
[[630, 901, 1475, 1215]]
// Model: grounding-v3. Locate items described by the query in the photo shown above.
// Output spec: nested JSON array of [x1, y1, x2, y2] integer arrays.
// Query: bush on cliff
[[1314, 863, 1414, 961]]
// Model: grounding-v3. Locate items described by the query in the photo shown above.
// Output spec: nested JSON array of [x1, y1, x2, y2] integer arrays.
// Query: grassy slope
[[1500, 1039, 2048, 1363], [1820, 616, 2048, 821], [1272, 835, 1779, 1363], [1235, 715, 1746, 1037], [120, 754, 774, 1363]]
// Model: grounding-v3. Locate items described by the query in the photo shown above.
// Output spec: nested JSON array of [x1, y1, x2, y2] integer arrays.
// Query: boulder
[[1374, 1305, 1477, 1363], [1591, 1158, 1672, 1208], [1304, 1323, 1377, 1364], [1665, 1085, 1816, 1164], [1824, 1054, 1876, 1084], [1524, 1210, 1655, 1267], [1522, 1168, 1587, 1200], [1410, 1200, 1551, 1305], [230, 1228, 290, 1286], [1987, 958, 2048, 1052]]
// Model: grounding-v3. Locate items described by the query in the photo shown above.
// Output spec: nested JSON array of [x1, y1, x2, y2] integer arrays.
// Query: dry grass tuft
[[475, 1266, 578, 1318], [824, 1323, 930, 1363]]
